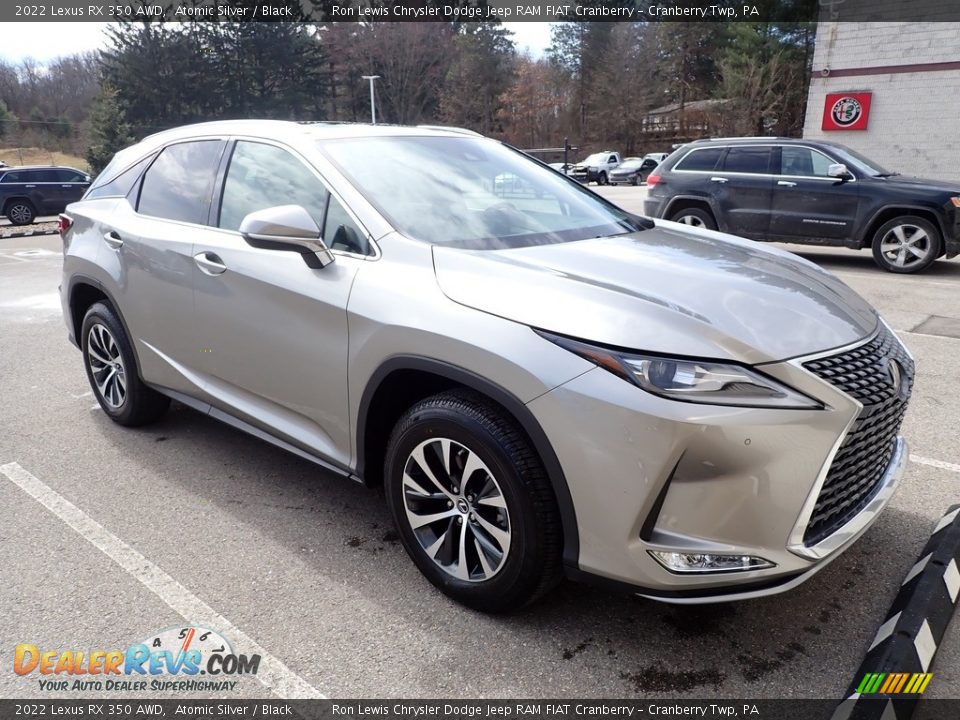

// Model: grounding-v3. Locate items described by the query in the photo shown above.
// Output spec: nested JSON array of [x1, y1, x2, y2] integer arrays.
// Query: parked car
[[644, 137, 960, 273], [0, 165, 91, 225], [61, 120, 912, 612], [609, 156, 660, 186], [569, 151, 620, 185]]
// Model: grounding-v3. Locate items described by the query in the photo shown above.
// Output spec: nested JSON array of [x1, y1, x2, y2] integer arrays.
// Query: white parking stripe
[[0, 461, 325, 699], [910, 455, 960, 474]]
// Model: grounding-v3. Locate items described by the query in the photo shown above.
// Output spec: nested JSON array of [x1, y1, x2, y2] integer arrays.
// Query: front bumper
[[527, 332, 910, 602], [570, 169, 598, 183]]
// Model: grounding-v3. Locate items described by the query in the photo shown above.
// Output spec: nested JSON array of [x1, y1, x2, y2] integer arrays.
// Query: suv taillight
[[58, 214, 73, 236], [646, 174, 661, 187]]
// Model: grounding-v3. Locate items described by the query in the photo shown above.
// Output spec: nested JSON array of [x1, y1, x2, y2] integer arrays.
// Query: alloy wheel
[[879, 224, 933, 269], [86, 323, 127, 409], [677, 214, 706, 228], [8, 203, 33, 225], [401, 437, 511, 582]]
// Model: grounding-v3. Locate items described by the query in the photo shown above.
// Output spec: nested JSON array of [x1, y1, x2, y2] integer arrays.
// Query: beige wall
[[803, 22, 960, 182]]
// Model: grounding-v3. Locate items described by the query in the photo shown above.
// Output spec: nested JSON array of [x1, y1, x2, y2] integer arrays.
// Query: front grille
[[802, 324, 914, 545]]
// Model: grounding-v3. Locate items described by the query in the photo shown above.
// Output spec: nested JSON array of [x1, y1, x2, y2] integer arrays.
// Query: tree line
[[0, 15, 816, 174]]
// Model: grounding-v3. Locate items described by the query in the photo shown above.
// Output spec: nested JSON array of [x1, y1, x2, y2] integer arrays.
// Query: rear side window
[[723, 147, 772, 174], [138, 141, 224, 224], [218, 141, 329, 231], [674, 148, 723, 172], [86, 154, 156, 200], [0, 171, 21, 183]]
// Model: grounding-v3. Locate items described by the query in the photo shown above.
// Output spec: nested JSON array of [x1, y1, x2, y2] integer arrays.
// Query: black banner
[[1, 0, 957, 23], [2, 700, 960, 720]]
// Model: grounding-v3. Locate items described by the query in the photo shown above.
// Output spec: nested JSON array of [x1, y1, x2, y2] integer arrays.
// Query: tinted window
[[323, 196, 369, 255], [86, 154, 156, 200], [138, 141, 224, 224], [0, 171, 21, 183], [55, 169, 87, 183], [723, 147, 772, 174], [674, 148, 723, 172], [219, 141, 329, 232]]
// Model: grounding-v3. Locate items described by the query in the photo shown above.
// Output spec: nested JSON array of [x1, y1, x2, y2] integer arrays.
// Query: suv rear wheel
[[81, 302, 170, 426], [384, 390, 562, 612], [669, 206, 717, 230], [6, 199, 36, 226], [871, 215, 941, 273]]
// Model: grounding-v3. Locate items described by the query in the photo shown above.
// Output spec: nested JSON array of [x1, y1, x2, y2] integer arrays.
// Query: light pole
[[361, 75, 380, 125]]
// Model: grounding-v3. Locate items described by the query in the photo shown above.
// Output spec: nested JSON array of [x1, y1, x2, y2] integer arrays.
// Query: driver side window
[[219, 141, 329, 231]]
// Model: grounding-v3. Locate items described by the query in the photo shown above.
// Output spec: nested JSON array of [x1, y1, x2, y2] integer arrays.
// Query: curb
[[833, 504, 960, 720], [0, 227, 58, 240]]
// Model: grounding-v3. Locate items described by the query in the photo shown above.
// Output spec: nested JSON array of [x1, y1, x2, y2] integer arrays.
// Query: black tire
[[597, 172, 608, 186], [384, 390, 563, 613], [870, 215, 941, 274], [5, 199, 35, 226], [630, 175, 639, 186], [669, 206, 717, 230], [81, 302, 170, 426]]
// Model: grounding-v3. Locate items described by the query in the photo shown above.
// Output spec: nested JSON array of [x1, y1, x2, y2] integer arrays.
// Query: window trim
[[672, 146, 728, 173], [671, 143, 858, 182], [213, 135, 380, 261], [134, 137, 228, 226]]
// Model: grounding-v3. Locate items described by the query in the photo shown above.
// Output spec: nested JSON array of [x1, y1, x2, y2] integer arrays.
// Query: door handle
[[710, 177, 728, 183], [194, 251, 227, 275], [61, 184, 73, 188], [103, 231, 123, 249], [778, 180, 797, 187], [25, 184, 36, 188]]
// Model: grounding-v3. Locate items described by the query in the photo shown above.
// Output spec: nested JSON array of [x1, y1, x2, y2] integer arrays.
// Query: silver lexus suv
[[60, 121, 914, 612]]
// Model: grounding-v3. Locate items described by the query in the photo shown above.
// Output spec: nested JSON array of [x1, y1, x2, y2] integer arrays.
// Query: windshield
[[320, 136, 642, 250], [826, 144, 893, 176], [582, 153, 607, 165], [618, 160, 643, 170]]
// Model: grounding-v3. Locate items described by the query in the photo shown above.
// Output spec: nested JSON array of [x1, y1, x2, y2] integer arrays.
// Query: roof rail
[[704, 136, 790, 142], [416, 124, 483, 137]]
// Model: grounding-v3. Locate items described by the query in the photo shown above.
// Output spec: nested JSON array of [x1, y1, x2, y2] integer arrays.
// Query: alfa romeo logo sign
[[831, 96, 862, 127], [822, 92, 872, 131]]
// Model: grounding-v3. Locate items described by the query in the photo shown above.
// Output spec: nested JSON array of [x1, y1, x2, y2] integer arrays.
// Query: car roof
[[684, 137, 835, 148], [0, 165, 85, 171]]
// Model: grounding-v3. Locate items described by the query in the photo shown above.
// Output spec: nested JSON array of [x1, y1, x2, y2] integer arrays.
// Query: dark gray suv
[[644, 138, 960, 273], [0, 165, 91, 225]]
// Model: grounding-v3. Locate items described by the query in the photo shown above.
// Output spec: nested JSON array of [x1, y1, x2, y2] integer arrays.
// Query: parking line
[[0, 461, 325, 699], [911, 455, 960, 474]]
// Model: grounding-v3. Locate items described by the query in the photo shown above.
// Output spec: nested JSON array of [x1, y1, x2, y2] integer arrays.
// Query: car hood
[[871, 174, 960, 194], [432, 223, 878, 364]]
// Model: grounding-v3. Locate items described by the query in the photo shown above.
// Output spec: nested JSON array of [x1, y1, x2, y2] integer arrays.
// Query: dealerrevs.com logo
[[14, 626, 260, 692]]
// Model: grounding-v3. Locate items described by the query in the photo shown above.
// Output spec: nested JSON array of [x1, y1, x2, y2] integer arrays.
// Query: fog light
[[649, 551, 775, 574]]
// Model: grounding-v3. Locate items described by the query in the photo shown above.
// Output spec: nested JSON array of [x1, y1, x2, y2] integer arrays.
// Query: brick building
[[803, 22, 960, 182]]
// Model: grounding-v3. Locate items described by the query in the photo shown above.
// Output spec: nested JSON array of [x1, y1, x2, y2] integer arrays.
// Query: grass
[[0, 147, 89, 171]]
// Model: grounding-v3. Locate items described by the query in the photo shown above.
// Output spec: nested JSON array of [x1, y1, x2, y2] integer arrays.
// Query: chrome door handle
[[103, 231, 123, 249], [25, 184, 36, 188], [194, 252, 227, 275], [778, 180, 797, 187], [710, 177, 728, 183], [61, 184, 73, 188]]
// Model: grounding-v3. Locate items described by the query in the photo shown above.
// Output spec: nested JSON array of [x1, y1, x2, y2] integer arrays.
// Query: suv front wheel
[[384, 390, 562, 612], [871, 215, 941, 273]]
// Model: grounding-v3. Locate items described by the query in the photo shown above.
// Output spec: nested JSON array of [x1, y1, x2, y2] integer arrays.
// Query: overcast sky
[[0, 22, 553, 64]]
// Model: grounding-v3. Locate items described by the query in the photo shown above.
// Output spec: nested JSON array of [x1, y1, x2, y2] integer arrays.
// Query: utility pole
[[361, 75, 380, 124]]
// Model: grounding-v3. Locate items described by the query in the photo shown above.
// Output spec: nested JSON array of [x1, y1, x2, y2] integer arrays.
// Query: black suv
[[0, 165, 91, 225], [644, 138, 960, 273]]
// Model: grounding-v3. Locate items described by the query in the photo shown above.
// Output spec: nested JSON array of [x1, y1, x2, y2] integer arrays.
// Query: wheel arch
[[663, 195, 719, 225], [2, 195, 35, 214], [67, 274, 144, 380], [356, 356, 580, 568], [858, 205, 946, 252]]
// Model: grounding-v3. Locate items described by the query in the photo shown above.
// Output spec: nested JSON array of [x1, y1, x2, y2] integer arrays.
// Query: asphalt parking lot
[[1, 186, 959, 703]]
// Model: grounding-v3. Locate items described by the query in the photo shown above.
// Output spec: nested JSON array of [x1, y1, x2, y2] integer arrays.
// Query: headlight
[[538, 331, 821, 409]]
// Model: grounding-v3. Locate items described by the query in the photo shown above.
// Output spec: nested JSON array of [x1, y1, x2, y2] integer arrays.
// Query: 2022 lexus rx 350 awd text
[[60, 121, 914, 612]]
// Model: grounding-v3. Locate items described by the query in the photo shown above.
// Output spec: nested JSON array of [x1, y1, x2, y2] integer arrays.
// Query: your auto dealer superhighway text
[[332, 704, 759, 717]]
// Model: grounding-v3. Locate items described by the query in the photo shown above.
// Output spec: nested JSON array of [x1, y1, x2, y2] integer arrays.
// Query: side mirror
[[239, 205, 334, 269], [827, 163, 851, 181]]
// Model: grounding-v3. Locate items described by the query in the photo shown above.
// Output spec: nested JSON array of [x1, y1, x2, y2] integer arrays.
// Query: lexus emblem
[[888, 359, 904, 396]]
